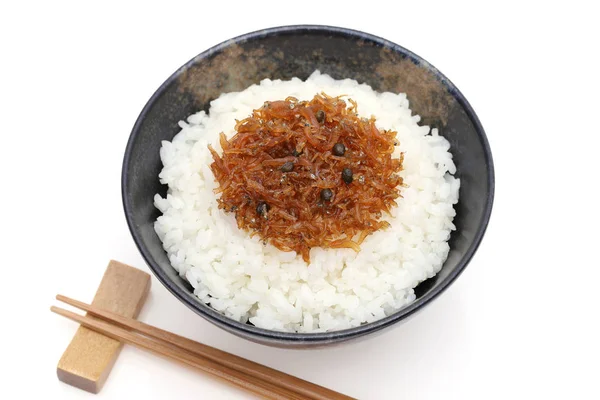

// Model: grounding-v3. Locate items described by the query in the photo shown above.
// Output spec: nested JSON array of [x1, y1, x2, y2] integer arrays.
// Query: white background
[[2, 1, 599, 399]]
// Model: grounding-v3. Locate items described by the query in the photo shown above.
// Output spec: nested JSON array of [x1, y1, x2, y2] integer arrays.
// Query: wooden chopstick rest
[[56, 260, 151, 393]]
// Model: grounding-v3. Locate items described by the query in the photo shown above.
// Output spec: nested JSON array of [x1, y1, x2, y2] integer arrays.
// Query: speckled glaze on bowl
[[122, 25, 494, 347]]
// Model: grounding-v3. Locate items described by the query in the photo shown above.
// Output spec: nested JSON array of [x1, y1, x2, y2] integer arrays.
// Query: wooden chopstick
[[56, 295, 349, 400], [53, 295, 355, 400], [51, 305, 304, 400]]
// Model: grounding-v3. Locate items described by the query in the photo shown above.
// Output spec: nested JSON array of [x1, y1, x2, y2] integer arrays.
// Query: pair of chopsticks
[[52, 295, 354, 400]]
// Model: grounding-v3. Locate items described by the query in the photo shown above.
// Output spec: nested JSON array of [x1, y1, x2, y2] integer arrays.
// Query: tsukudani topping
[[209, 93, 404, 262]]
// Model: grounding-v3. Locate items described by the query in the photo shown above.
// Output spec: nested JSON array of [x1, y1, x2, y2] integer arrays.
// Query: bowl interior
[[123, 25, 494, 346]]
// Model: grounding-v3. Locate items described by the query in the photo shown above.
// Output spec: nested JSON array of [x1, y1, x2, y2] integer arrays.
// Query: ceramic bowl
[[122, 25, 494, 347]]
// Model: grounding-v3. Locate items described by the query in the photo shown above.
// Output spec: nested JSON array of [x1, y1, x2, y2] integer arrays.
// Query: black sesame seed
[[256, 201, 270, 216], [342, 168, 353, 184], [292, 149, 302, 157], [332, 143, 346, 156], [280, 161, 294, 173], [320, 188, 333, 202], [231, 205, 238, 212], [316, 110, 325, 123]]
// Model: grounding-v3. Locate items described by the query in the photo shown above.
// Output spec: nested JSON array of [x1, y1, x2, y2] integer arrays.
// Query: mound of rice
[[154, 71, 460, 332]]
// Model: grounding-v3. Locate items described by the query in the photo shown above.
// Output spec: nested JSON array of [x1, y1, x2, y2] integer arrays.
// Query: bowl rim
[[122, 24, 495, 344]]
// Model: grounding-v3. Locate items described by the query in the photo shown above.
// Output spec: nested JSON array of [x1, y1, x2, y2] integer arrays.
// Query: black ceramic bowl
[[122, 25, 494, 347]]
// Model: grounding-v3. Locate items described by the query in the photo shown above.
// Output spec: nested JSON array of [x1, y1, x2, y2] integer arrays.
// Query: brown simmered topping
[[208, 93, 404, 263]]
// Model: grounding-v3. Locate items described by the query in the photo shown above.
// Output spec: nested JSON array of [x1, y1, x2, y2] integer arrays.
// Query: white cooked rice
[[154, 71, 460, 332]]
